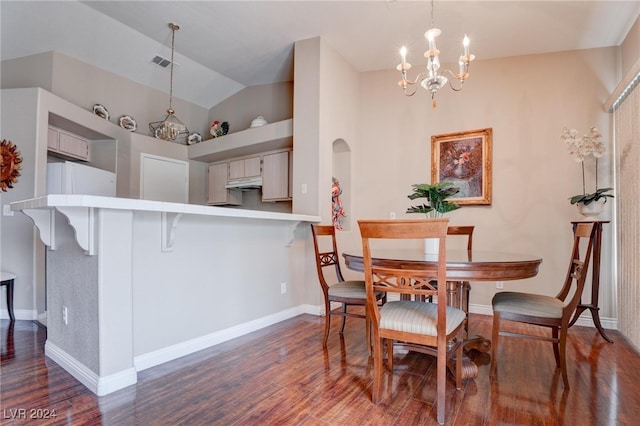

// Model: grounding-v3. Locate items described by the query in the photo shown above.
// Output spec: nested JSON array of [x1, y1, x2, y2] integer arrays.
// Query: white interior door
[[140, 154, 189, 203]]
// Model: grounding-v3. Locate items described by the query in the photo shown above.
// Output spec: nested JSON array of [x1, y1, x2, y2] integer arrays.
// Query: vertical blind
[[614, 82, 640, 349]]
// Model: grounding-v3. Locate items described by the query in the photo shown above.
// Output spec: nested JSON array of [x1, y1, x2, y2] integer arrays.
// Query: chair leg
[[372, 334, 384, 404], [339, 303, 347, 334], [6, 279, 15, 322], [490, 311, 500, 378], [386, 338, 394, 371], [455, 339, 463, 389], [552, 327, 561, 367], [558, 327, 570, 389], [322, 298, 331, 347], [365, 306, 372, 356], [437, 338, 446, 425]]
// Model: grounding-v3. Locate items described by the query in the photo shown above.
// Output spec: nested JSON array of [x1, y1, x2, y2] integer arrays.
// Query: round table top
[[342, 249, 542, 282]]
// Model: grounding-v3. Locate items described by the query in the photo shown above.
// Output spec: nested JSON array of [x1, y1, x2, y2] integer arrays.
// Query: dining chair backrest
[[358, 219, 449, 338], [310, 224, 345, 291], [447, 226, 474, 251], [556, 222, 596, 315]]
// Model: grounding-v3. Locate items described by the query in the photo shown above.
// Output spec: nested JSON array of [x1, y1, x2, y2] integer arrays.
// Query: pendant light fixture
[[396, 0, 474, 108], [149, 22, 189, 142]]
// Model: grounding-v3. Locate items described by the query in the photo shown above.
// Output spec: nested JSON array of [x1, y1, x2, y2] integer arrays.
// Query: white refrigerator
[[47, 161, 116, 196]]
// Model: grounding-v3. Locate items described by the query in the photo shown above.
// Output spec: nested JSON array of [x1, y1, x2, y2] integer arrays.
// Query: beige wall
[[208, 82, 293, 133], [333, 47, 619, 318], [621, 16, 640, 77], [2, 52, 210, 137]]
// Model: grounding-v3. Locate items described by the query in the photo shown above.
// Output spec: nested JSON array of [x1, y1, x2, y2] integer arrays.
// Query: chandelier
[[149, 22, 189, 142], [396, 0, 474, 108]]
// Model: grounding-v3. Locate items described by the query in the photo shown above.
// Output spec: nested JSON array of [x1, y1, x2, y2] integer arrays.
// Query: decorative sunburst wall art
[[0, 139, 23, 192]]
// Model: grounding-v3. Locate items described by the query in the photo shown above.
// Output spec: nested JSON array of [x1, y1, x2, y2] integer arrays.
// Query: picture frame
[[431, 128, 492, 205]]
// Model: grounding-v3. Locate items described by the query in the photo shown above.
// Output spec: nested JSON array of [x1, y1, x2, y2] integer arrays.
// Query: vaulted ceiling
[[2, 1, 639, 109]]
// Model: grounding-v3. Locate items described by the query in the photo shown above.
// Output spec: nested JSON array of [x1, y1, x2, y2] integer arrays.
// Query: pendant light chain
[[149, 22, 189, 142], [168, 23, 179, 114]]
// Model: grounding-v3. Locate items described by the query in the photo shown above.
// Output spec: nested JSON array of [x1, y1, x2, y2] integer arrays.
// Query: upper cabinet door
[[229, 156, 261, 180], [208, 162, 242, 206], [49, 127, 90, 161], [244, 157, 262, 178], [262, 151, 290, 201]]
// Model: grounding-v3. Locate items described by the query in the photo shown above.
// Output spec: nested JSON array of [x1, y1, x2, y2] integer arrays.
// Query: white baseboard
[[45, 341, 137, 396], [38, 311, 47, 326], [134, 304, 318, 372], [0, 308, 38, 321]]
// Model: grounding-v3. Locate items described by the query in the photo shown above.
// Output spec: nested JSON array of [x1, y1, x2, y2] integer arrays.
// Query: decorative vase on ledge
[[577, 198, 606, 218]]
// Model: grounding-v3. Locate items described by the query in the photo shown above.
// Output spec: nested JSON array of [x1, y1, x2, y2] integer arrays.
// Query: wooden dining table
[[342, 248, 543, 379]]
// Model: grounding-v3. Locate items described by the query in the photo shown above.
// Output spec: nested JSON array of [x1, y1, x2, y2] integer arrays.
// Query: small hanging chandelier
[[149, 22, 189, 143], [396, 0, 474, 108]]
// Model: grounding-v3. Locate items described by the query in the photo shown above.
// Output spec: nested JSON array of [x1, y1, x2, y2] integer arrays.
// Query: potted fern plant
[[406, 182, 461, 254], [406, 181, 461, 218]]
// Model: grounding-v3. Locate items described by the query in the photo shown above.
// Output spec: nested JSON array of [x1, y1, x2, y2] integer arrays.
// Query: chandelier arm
[[404, 72, 428, 87], [442, 69, 466, 91], [399, 72, 427, 96]]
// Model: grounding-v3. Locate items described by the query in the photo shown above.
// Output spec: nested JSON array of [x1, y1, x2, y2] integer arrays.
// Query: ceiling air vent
[[151, 55, 172, 69]]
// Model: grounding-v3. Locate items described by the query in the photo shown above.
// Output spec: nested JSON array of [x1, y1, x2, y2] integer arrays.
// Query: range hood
[[225, 176, 263, 190]]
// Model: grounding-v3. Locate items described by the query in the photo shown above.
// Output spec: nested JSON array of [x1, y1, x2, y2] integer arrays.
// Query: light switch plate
[[3, 205, 14, 216]]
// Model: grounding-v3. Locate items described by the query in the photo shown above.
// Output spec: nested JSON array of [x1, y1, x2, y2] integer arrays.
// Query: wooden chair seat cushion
[[492, 292, 564, 319], [328, 280, 368, 299], [380, 301, 466, 335]]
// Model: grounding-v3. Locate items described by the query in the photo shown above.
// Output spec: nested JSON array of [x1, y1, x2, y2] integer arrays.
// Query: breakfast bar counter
[[11, 195, 320, 396]]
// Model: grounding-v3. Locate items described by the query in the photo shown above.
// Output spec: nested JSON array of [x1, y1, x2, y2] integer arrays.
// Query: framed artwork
[[431, 128, 492, 205]]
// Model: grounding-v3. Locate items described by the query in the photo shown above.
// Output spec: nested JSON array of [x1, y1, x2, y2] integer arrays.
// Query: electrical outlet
[[496, 281, 504, 289], [281, 282, 287, 294], [301, 184, 308, 194], [3, 205, 13, 216], [389, 211, 396, 219], [62, 306, 68, 325]]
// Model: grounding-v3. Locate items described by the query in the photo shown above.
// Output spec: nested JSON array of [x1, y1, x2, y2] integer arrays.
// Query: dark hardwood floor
[[1, 311, 639, 425]]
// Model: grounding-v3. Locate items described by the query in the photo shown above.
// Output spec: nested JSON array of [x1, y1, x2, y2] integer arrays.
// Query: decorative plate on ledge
[[118, 115, 137, 131], [187, 132, 202, 145], [92, 104, 110, 121]]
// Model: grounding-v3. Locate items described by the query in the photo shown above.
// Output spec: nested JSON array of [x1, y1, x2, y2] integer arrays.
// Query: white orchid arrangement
[[561, 126, 613, 205]]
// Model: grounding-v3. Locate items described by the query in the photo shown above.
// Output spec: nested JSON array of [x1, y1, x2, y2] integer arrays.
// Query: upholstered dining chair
[[358, 219, 466, 425], [490, 221, 596, 389], [310, 224, 385, 348]]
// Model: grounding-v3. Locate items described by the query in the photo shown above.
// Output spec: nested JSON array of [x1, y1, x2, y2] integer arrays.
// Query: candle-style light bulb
[[463, 35, 470, 57], [400, 46, 407, 65], [427, 31, 435, 51]]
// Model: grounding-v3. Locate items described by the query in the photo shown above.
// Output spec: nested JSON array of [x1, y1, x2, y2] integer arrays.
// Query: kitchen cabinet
[[208, 162, 242, 206], [48, 126, 90, 161], [262, 150, 291, 202], [229, 156, 261, 180]]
